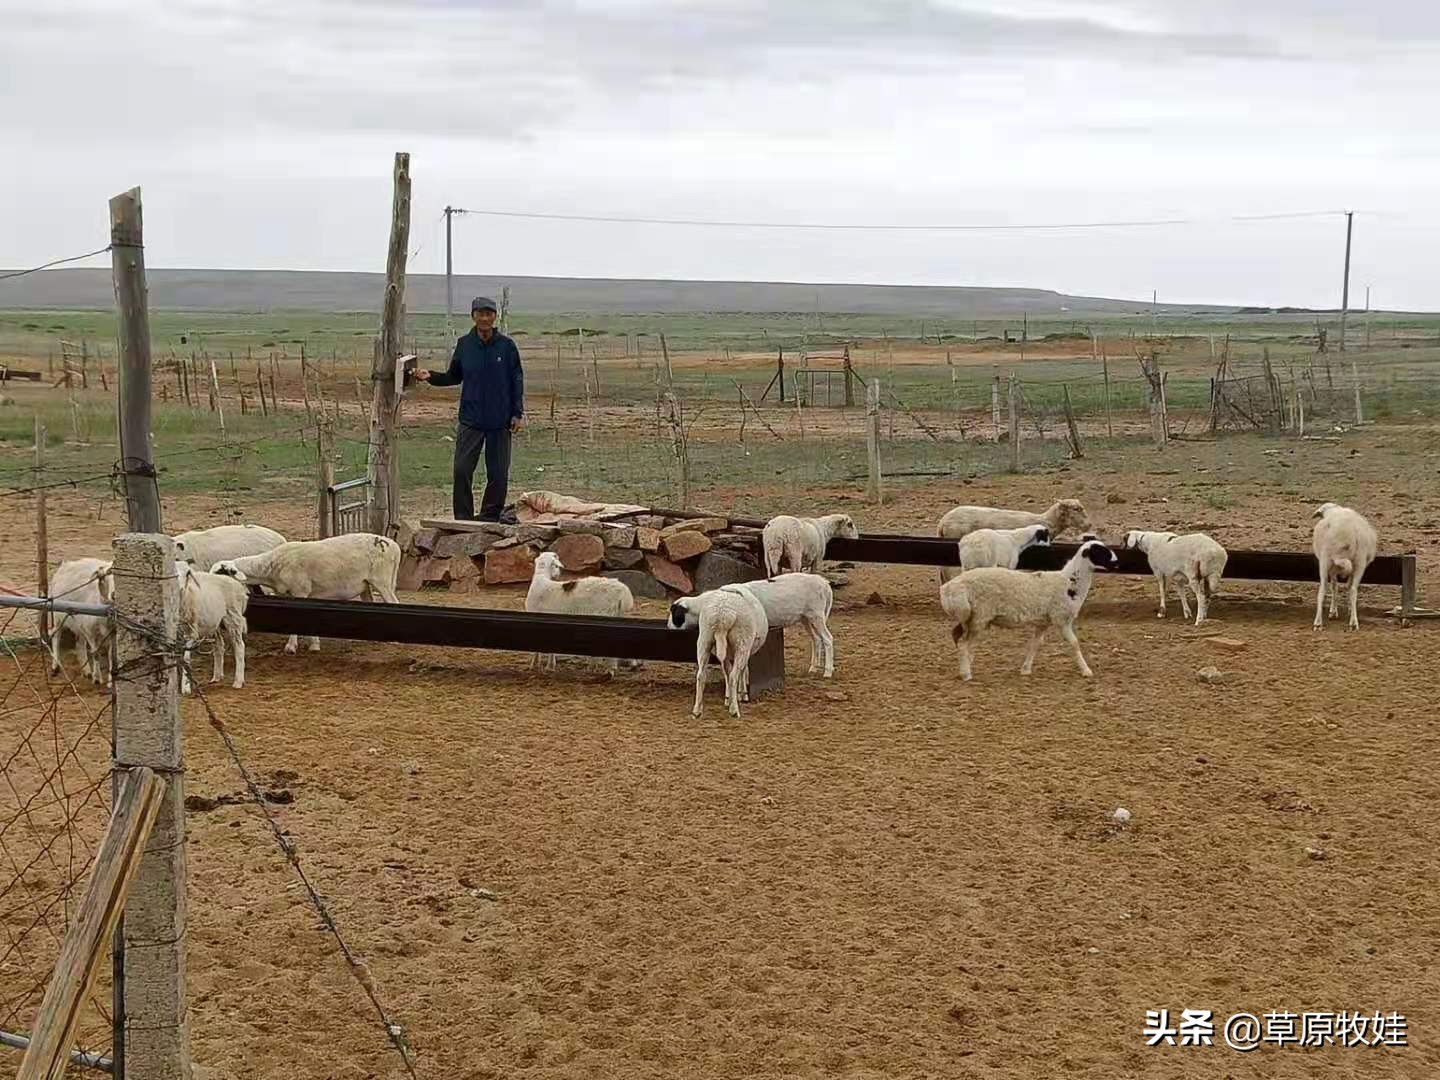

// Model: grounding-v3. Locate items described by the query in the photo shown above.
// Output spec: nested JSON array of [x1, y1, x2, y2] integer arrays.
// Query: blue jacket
[[428, 328, 524, 430]]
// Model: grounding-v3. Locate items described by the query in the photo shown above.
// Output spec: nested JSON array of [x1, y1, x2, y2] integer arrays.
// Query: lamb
[[671, 586, 769, 719], [1311, 502, 1379, 630], [937, 499, 1089, 583], [211, 533, 400, 653], [957, 523, 1052, 572], [761, 513, 859, 577], [524, 552, 637, 673], [176, 562, 250, 693], [173, 524, 286, 572], [940, 539, 1119, 681], [671, 572, 836, 677], [1122, 530, 1228, 625], [47, 557, 114, 686]]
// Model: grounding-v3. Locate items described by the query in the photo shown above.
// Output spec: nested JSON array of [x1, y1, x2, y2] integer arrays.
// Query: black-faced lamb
[[670, 586, 769, 718], [1311, 502, 1378, 630], [957, 523, 1052, 572], [761, 513, 859, 577], [173, 524, 286, 572], [671, 572, 836, 677], [940, 539, 1119, 680], [211, 533, 400, 653], [524, 551, 637, 673], [1122, 529, 1228, 625]]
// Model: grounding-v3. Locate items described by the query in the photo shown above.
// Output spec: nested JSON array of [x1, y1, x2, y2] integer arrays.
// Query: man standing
[[415, 296, 524, 522]]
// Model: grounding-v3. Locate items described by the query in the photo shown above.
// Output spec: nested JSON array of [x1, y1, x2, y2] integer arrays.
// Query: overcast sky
[[4, 0, 1439, 308]]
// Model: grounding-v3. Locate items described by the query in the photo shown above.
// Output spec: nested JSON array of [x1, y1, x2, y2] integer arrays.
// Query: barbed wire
[[0, 246, 113, 284]]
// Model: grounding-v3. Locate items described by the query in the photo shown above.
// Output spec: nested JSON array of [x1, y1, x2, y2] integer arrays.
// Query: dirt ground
[[3, 424, 1440, 1078]]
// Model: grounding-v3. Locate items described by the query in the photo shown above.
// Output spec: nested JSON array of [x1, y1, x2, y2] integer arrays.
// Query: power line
[[449, 207, 1348, 233], [0, 246, 113, 283]]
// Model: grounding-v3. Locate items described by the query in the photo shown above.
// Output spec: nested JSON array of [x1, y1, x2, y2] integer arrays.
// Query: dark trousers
[[453, 423, 512, 520]]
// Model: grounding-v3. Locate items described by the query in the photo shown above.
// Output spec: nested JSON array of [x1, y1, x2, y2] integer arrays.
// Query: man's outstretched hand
[[413, 369, 432, 382]]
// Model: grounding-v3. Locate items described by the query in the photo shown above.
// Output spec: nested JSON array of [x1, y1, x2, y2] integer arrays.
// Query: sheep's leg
[[1059, 623, 1093, 678], [1347, 570, 1362, 631], [212, 633, 225, 684], [1019, 628, 1047, 675], [371, 579, 400, 605], [180, 644, 194, 695], [1193, 579, 1209, 626], [726, 660, 743, 718], [1154, 573, 1167, 618], [284, 633, 299, 654], [229, 619, 247, 689], [48, 620, 64, 675], [955, 633, 974, 682], [692, 641, 711, 719], [1313, 555, 1330, 629], [811, 617, 835, 678], [1329, 570, 1341, 619], [1174, 575, 1193, 621]]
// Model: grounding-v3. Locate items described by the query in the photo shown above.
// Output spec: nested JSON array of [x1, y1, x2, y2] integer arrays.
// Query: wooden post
[[1007, 374, 1020, 472], [317, 419, 335, 540], [865, 379, 882, 503], [34, 417, 48, 647], [1351, 361, 1363, 423], [80, 340, 89, 390], [1339, 210, 1353, 352], [208, 357, 225, 436], [110, 533, 192, 1080], [843, 346, 855, 407], [991, 372, 1001, 438], [1296, 388, 1305, 437], [367, 152, 411, 537], [659, 332, 673, 389], [256, 367, 269, 417], [110, 187, 163, 533], [777, 348, 786, 403], [1400, 554, 1417, 616], [1159, 371, 1170, 444], [16, 767, 167, 1080], [1062, 384, 1084, 458], [1101, 350, 1113, 437]]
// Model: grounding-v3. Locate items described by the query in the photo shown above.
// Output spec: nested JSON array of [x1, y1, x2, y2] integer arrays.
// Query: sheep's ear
[[1311, 506, 1325, 519]]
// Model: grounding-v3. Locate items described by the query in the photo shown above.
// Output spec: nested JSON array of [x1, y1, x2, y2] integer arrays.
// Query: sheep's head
[[668, 597, 699, 630], [1312, 501, 1339, 520], [210, 561, 247, 583], [532, 552, 563, 580], [833, 514, 859, 540], [1055, 499, 1090, 535], [95, 564, 115, 603], [1121, 530, 1144, 551], [1078, 539, 1119, 570], [173, 538, 193, 564], [1029, 525, 1052, 546]]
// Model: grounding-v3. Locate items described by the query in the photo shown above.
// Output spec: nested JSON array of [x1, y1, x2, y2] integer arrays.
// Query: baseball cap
[[471, 296, 498, 313]]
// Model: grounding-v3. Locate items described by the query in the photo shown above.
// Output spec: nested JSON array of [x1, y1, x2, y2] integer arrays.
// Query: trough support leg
[[1401, 554, 1418, 616], [746, 627, 786, 698]]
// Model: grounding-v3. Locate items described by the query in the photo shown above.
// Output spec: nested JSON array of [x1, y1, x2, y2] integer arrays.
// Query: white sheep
[[761, 513, 859, 577], [173, 524, 286, 572], [47, 557, 114, 686], [1311, 502, 1379, 630], [940, 539, 1119, 680], [176, 562, 250, 693], [524, 551, 637, 673], [958, 523, 1052, 572], [1122, 530, 1228, 625], [672, 586, 769, 719], [671, 573, 836, 678], [938, 499, 1089, 583], [211, 533, 401, 653]]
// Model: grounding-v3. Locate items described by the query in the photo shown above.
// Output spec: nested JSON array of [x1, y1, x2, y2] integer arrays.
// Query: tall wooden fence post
[[317, 419, 336, 540], [366, 152, 411, 536], [1101, 351, 1113, 437], [1062, 384, 1084, 458], [1350, 361, 1363, 424], [110, 187, 163, 533], [111, 533, 192, 1080], [34, 417, 48, 647], [866, 379, 882, 504], [1007, 375, 1020, 472]]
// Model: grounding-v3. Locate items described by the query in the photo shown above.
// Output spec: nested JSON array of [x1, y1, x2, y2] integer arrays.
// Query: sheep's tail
[[943, 587, 972, 641], [762, 534, 783, 578], [1331, 555, 1354, 579]]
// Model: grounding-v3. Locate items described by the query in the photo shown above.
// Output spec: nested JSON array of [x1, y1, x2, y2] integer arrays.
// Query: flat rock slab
[[661, 530, 712, 562], [602, 569, 671, 600], [645, 554, 693, 594], [551, 533, 605, 571], [485, 544, 539, 584]]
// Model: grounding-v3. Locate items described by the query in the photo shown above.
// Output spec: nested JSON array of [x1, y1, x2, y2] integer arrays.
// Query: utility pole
[[1338, 210, 1353, 353], [110, 186, 162, 533], [444, 205, 454, 339]]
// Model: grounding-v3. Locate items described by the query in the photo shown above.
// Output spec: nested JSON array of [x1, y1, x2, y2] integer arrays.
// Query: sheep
[[940, 539, 1119, 681], [176, 562, 250, 693], [524, 551, 637, 673], [937, 499, 1089, 583], [1122, 530, 1228, 625], [671, 572, 837, 678], [47, 557, 114, 686], [173, 524, 286, 571], [761, 513, 859, 578], [671, 586, 769, 719], [957, 523, 1052, 572], [211, 533, 400, 653], [1311, 502, 1379, 631]]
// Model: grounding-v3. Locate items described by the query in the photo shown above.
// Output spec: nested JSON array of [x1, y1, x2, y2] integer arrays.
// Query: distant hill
[[0, 268, 1245, 317]]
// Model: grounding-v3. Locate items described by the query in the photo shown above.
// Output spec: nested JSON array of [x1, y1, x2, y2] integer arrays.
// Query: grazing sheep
[[761, 513, 859, 577], [1311, 502, 1379, 630], [674, 586, 769, 719], [176, 562, 250, 693], [211, 533, 400, 653], [173, 524, 286, 572], [938, 499, 1089, 583], [1122, 530, 1228, 625], [672, 572, 836, 678], [47, 557, 114, 686], [958, 523, 1052, 572], [940, 539, 1119, 681], [524, 551, 637, 673]]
